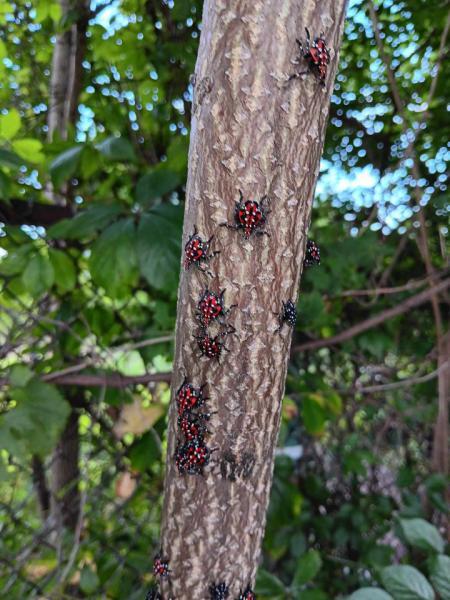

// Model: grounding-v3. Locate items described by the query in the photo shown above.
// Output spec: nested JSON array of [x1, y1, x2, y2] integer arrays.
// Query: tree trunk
[[50, 409, 80, 531], [48, 0, 88, 531], [160, 1, 347, 598]]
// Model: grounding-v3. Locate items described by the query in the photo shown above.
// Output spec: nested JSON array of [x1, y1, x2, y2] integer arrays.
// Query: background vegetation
[[0, 0, 448, 598]]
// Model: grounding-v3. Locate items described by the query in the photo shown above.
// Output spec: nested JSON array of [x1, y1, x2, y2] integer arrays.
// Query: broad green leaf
[[0, 39, 6, 60], [0, 379, 70, 458], [22, 254, 54, 297], [47, 204, 122, 240], [255, 569, 286, 598], [49, 145, 83, 187], [79, 566, 100, 594], [136, 204, 183, 292], [0, 109, 21, 140], [129, 430, 161, 472], [89, 218, 138, 297], [0, 244, 33, 275], [9, 365, 33, 388], [96, 135, 136, 162], [348, 589, 393, 600], [49, 2, 61, 22], [48, 248, 76, 293], [302, 394, 326, 435], [429, 555, 450, 599], [381, 566, 435, 600], [12, 138, 44, 163], [293, 550, 322, 587], [399, 518, 444, 554], [135, 166, 181, 206], [0, 147, 23, 168]]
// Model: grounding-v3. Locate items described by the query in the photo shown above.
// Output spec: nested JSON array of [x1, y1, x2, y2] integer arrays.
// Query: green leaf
[[0, 244, 33, 275], [96, 135, 136, 162], [0, 38, 6, 60], [0, 109, 21, 140], [79, 566, 100, 595], [49, 248, 76, 293], [0, 379, 71, 458], [302, 394, 326, 435], [348, 589, 393, 600], [381, 566, 435, 600], [49, 2, 61, 22], [129, 431, 161, 472], [12, 138, 44, 163], [255, 569, 286, 598], [9, 365, 33, 387], [48, 204, 122, 240], [0, 169, 10, 199], [429, 555, 450, 599], [49, 145, 83, 187], [399, 518, 444, 554], [89, 218, 138, 297], [135, 167, 181, 206], [0, 147, 23, 168], [293, 550, 322, 587], [136, 204, 183, 292], [22, 254, 55, 297]]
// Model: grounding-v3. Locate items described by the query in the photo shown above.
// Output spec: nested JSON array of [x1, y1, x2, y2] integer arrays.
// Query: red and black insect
[[153, 555, 170, 578], [304, 239, 321, 267], [210, 582, 230, 600], [145, 587, 161, 600], [221, 190, 270, 240], [289, 28, 331, 85], [184, 226, 219, 275], [175, 439, 213, 475], [275, 299, 297, 332], [177, 412, 211, 442], [237, 586, 257, 600], [194, 328, 234, 361], [176, 378, 207, 416], [196, 289, 236, 327]]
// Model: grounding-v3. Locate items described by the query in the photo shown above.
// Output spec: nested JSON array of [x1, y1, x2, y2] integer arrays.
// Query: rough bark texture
[[160, 1, 347, 598]]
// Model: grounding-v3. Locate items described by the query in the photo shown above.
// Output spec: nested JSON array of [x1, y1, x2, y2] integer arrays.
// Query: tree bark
[[160, 1, 347, 598]]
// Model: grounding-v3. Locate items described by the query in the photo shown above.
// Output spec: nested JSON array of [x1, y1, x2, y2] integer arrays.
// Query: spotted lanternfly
[[288, 28, 331, 85], [176, 378, 207, 416], [221, 190, 270, 240], [175, 439, 213, 475], [210, 582, 230, 600], [196, 289, 236, 327], [184, 226, 219, 274], [276, 299, 297, 333], [145, 588, 161, 600], [237, 587, 257, 600], [178, 412, 210, 442], [153, 555, 170, 578], [304, 239, 321, 267], [194, 329, 234, 361]]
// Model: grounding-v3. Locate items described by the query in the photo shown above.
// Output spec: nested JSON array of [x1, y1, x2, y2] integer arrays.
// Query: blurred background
[[0, 0, 448, 598]]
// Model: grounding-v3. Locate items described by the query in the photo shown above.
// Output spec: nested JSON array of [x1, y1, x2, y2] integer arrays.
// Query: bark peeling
[[161, 1, 347, 597]]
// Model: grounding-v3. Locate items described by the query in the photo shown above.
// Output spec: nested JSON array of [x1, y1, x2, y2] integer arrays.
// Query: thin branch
[[42, 371, 172, 387], [293, 277, 450, 353], [352, 364, 445, 394]]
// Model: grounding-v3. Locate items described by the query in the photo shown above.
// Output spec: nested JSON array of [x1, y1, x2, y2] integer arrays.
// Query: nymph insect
[[237, 587, 257, 600], [175, 439, 213, 475], [178, 412, 211, 442], [210, 582, 230, 600], [304, 239, 321, 267], [221, 190, 270, 240], [194, 328, 234, 362], [275, 299, 297, 332], [288, 28, 331, 85], [176, 378, 207, 416], [153, 555, 170, 578], [196, 289, 236, 328], [184, 226, 219, 274]]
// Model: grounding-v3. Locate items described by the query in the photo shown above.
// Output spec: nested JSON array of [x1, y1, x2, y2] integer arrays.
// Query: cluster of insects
[[174, 379, 215, 475], [159, 26, 330, 600], [209, 582, 256, 600]]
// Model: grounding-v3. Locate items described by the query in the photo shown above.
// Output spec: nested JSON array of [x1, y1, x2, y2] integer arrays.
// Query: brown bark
[[50, 409, 80, 531], [160, 1, 348, 598]]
